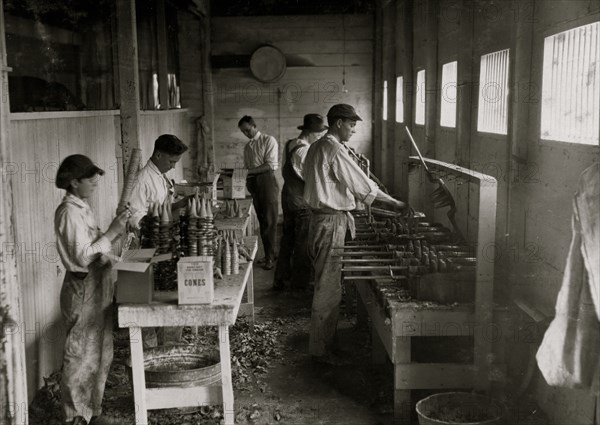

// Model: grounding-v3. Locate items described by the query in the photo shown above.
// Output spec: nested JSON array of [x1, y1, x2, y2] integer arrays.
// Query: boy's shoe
[[262, 259, 274, 270], [66, 418, 87, 425], [89, 416, 120, 425]]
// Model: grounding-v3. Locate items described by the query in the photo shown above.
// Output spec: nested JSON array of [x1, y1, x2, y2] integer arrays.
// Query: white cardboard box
[[177, 256, 214, 304], [222, 168, 247, 199]]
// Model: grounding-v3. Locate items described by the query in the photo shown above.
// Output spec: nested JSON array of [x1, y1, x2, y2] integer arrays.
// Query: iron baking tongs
[[404, 126, 465, 242]]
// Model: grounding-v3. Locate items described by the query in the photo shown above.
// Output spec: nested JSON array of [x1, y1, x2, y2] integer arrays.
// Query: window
[[477, 49, 510, 134], [383, 80, 388, 121], [396, 76, 404, 123], [415, 70, 426, 125], [4, 0, 117, 112], [440, 61, 457, 128], [136, 0, 181, 110], [541, 22, 599, 145]]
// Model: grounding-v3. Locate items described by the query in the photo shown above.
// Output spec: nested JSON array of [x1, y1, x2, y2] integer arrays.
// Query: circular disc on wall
[[250, 45, 287, 83]]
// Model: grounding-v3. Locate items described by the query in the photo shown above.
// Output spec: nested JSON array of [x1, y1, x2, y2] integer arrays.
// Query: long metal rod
[[342, 266, 407, 272], [340, 258, 398, 264], [342, 275, 406, 281]]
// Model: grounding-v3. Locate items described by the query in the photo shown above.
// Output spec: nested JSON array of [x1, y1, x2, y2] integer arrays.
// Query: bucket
[[416, 392, 504, 425], [126, 344, 221, 388]]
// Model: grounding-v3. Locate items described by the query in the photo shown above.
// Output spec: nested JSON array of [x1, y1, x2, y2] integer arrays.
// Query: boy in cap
[[238, 116, 280, 270], [273, 114, 327, 292], [125, 134, 189, 347], [54, 155, 130, 425], [302, 104, 407, 365]]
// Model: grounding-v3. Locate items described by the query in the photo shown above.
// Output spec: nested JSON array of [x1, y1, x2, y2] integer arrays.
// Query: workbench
[[355, 158, 499, 425], [118, 236, 257, 425]]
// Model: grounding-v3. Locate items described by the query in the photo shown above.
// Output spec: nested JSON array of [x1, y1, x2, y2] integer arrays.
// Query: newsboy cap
[[55, 154, 104, 189], [326, 104, 362, 121], [297, 113, 328, 132]]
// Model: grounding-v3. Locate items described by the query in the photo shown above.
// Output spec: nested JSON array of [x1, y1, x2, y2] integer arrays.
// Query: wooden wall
[[8, 111, 121, 399], [378, 1, 600, 423], [211, 14, 373, 191]]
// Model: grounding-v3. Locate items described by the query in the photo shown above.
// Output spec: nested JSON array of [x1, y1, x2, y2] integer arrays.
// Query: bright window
[[541, 22, 599, 145], [440, 61, 457, 128], [415, 70, 426, 125], [396, 76, 404, 123], [383, 80, 388, 121], [477, 49, 510, 134]]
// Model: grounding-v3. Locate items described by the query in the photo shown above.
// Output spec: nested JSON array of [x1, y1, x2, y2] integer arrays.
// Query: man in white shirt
[[126, 134, 188, 348], [54, 154, 129, 425], [239, 116, 280, 270], [303, 104, 407, 365], [273, 114, 327, 291]]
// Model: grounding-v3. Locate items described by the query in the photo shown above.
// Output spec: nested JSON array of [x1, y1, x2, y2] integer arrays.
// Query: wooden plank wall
[[8, 112, 120, 399], [139, 109, 190, 182], [211, 14, 373, 191], [381, 1, 600, 423]]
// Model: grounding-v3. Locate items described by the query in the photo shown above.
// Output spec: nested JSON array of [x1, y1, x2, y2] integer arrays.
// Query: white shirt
[[303, 133, 378, 211], [287, 138, 310, 180], [243, 131, 279, 171], [54, 193, 113, 273], [129, 159, 173, 227]]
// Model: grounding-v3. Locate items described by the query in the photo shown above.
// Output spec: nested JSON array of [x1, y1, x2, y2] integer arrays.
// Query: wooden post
[[372, 0, 384, 176], [384, 0, 397, 190], [456, 0, 474, 166], [395, 0, 413, 200], [196, 0, 215, 168], [424, 0, 439, 159], [117, 0, 142, 170], [155, 0, 169, 110], [0, 1, 29, 422]]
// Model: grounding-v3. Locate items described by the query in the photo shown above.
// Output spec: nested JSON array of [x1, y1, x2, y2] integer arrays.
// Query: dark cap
[[55, 154, 105, 189], [297, 114, 328, 132], [154, 134, 188, 155], [326, 104, 362, 121]]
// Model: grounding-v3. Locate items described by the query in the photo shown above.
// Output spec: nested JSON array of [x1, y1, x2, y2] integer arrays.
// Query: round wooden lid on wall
[[249, 45, 287, 83]]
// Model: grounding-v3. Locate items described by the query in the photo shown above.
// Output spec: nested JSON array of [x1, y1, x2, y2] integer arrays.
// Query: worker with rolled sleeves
[[303, 104, 407, 365], [54, 155, 130, 425], [273, 113, 327, 292], [239, 115, 280, 270], [124, 134, 189, 348]]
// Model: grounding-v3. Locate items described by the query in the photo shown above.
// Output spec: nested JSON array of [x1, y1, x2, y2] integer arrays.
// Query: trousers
[[246, 171, 279, 261], [60, 267, 114, 422], [274, 203, 312, 288], [307, 212, 348, 356]]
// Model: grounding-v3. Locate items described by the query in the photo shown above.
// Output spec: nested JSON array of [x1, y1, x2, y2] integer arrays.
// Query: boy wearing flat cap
[[273, 114, 327, 292], [54, 155, 129, 425], [302, 104, 407, 365]]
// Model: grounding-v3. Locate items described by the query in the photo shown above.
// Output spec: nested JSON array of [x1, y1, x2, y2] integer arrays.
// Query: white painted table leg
[[129, 327, 148, 425], [247, 267, 255, 324], [219, 325, 235, 425]]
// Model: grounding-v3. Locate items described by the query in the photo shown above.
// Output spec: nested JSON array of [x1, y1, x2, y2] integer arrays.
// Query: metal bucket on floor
[[126, 344, 221, 388], [416, 392, 504, 425]]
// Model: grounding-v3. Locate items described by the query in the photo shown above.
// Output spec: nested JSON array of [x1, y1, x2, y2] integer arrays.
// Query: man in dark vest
[[273, 114, 327, 291]]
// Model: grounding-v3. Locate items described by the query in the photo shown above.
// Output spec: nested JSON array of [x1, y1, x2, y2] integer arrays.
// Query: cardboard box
[[177, 256, 214, 304], [222, 168, 247, 199], [175, 174, 220, 202], [114, 249, 171, 304]]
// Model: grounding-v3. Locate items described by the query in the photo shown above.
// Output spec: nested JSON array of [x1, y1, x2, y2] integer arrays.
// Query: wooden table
[[118, 236, 257, 425]]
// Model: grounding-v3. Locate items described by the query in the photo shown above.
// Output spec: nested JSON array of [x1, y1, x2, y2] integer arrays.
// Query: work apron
[[60, 264, 114, 422], [246, 170, 280, 261]]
